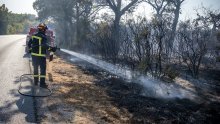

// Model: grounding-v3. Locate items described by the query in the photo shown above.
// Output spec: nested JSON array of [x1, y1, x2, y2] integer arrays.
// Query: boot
[[40, 83, 48, 88], [40, 78, 48, 88]]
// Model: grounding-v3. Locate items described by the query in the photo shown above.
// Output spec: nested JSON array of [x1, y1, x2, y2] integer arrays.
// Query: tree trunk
[[112, 12, 121, 62], [169, 4, 180, 53]]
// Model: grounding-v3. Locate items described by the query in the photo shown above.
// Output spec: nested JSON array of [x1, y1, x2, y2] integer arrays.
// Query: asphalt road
[[0, 35, 35, 123]]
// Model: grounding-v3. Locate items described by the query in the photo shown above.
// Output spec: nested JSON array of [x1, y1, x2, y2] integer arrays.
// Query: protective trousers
[[32, 56, 46, 85]]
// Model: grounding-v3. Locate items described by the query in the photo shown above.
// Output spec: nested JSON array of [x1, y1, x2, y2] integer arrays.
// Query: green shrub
[[163, 65, 179, 81]]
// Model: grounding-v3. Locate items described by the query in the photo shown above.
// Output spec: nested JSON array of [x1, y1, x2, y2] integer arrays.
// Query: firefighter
[[28, 23, 56, 88]]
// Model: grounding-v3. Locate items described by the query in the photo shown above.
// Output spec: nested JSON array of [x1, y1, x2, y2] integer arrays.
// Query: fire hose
[[18, 74, 52, 97], [18, 45, 60, 97]]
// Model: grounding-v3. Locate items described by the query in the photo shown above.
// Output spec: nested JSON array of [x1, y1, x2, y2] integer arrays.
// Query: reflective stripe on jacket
[[28, 32, 49, 57]]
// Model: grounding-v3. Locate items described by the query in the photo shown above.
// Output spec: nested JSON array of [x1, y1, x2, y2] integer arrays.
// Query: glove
[[51, 47, 57, 52]]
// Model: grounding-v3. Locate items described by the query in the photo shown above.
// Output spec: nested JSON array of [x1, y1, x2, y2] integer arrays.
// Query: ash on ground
[[35, 52, 220, 124]]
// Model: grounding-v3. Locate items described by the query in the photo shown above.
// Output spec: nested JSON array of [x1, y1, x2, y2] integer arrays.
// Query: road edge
[[28, 55, 53, 123]]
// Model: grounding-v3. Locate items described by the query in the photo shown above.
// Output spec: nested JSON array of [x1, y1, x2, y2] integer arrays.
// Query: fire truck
[[25, 27, 55, 53]]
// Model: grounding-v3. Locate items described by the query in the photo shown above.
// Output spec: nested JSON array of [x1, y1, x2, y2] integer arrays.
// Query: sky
[[134, 0, 220, 20], [0, 0, 37, 15], [0, 0, 220, 20]]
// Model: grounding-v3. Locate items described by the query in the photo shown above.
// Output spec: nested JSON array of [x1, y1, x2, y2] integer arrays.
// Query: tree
[[169, 0, 185, 53], [0, 4, 9, 35], [144, 0, 171, 60], [145, 0, 185, 56], [0, 4, 35, 34], [88, 21, 113, 59], [126, 17, 153, 72], [217, 31, 220, 62], [34, 0, 73, 48], [177, 19, 210, 78], [97, 0, 140, 62], [145, 0, 170, 19], [195, 7, 220, 65], [33, 0, 96, 50], [144, 0, 172, 76]]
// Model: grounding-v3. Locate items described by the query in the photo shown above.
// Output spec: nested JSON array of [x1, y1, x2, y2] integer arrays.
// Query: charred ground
[[36, 51, 220, 124]]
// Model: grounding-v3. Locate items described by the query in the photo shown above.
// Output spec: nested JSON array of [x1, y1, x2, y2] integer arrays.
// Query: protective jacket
[[28, 32, 49, 57]]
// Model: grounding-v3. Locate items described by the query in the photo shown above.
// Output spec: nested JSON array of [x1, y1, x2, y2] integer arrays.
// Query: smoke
[[62, 49, 197, 100]]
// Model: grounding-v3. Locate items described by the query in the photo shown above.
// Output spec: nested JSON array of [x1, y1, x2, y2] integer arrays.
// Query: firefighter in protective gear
[[28, 23, 54, 88]]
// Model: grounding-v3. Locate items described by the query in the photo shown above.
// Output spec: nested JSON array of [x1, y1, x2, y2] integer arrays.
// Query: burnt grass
[[56, 51, 220, 124]]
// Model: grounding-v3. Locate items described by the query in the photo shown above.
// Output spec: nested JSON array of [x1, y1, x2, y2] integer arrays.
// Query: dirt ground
[[36, 52, 220, 124]]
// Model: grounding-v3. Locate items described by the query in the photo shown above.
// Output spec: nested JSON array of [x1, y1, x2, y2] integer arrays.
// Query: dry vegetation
[[38, 56, 131, 123], [36, 54, 220, 124]]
